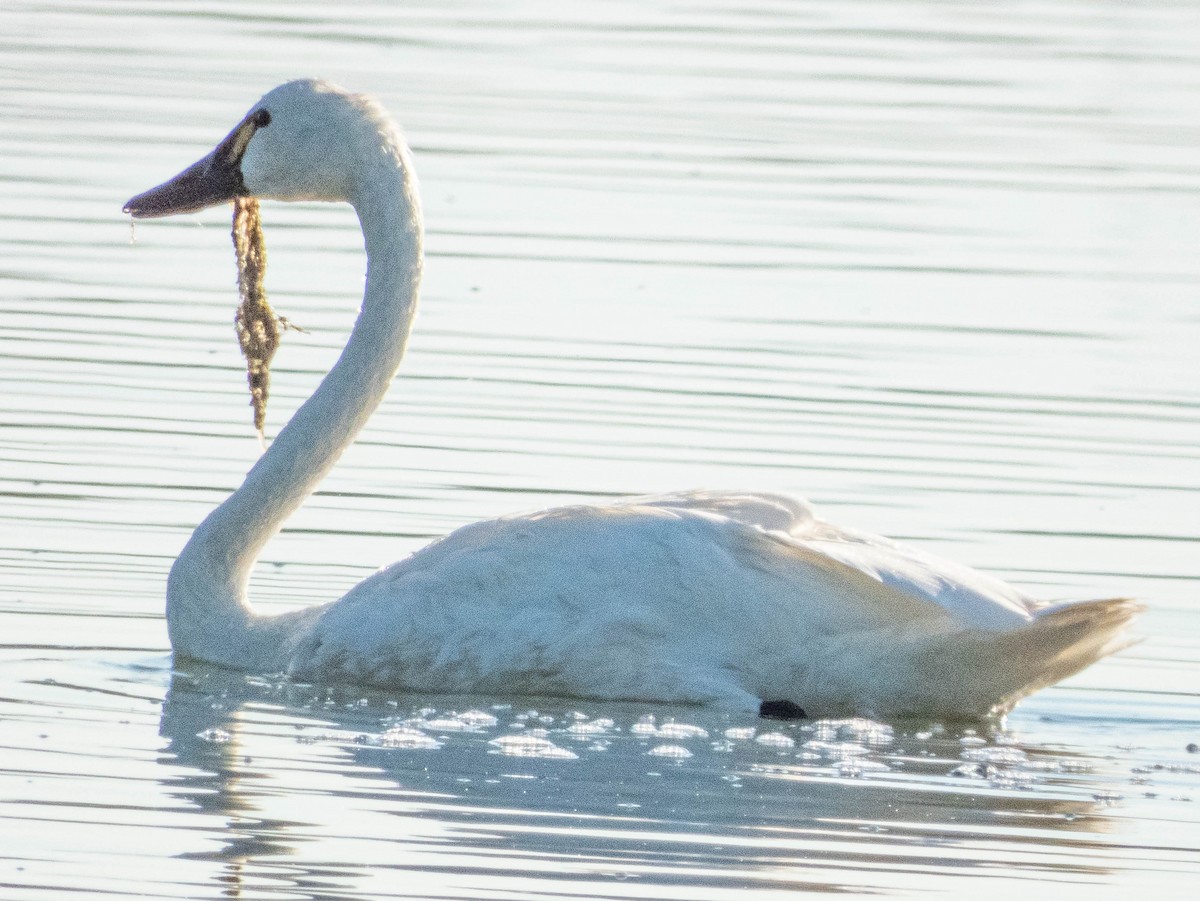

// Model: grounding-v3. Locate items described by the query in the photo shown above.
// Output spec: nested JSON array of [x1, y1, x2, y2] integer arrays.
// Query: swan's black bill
[[124, 110, 268, 218], [124, 149, 245, 218]]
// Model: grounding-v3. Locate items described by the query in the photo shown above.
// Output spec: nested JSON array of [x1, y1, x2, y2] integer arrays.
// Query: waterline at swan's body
[[125, 80, 1138, 719]]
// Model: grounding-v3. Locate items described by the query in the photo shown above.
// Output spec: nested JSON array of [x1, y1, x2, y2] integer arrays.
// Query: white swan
[[125, 80, 1138, 719]]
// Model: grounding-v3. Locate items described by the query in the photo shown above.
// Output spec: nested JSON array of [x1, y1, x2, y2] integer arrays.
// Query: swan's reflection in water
[[158, 663, 1121, 899]]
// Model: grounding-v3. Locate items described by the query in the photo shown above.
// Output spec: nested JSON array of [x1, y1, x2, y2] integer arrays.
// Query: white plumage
[[126, 80, 1138, 719]]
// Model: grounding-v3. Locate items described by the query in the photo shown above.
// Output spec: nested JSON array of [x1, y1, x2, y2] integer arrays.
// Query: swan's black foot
[[759, 699, 807, 720]]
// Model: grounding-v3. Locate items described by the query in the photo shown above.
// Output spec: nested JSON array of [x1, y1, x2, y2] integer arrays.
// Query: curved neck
[[167, 149, 423, 667]]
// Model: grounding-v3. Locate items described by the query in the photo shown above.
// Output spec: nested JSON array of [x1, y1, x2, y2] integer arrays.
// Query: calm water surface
[[1, 1, 1198, 898]]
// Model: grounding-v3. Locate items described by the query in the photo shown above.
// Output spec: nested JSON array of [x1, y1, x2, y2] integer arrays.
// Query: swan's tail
[[1007, 596, 1141, 689], [943, 596, 1143, 716], [811, 596, 1143, 719]]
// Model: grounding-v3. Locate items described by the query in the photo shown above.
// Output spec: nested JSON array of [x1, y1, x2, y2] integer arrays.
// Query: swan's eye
[[253, 109, 271, 128]]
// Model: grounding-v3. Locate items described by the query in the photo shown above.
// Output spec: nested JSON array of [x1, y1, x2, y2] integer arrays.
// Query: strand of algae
[[232, 197, 279, 440]]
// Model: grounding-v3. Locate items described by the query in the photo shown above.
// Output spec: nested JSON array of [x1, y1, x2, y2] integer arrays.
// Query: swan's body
[[127, 80, 1138, 718]]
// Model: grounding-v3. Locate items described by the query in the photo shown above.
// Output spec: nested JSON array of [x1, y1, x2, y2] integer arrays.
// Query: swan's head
[[125, 80, 401, 218]]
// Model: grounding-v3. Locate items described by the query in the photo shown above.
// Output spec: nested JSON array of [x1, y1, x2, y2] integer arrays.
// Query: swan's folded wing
[[321, 495, 1034, 661], [782, 523, 1037, 630], [617, 491, 1036, 630], [616, 490, 818, 534]]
